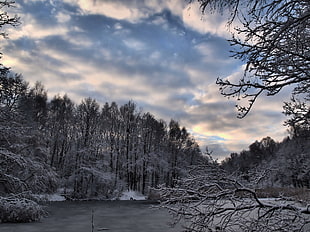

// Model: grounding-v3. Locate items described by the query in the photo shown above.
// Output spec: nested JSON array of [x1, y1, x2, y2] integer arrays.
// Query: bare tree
[[159, 162, 310, 232], [0, 1, 19, 37], [194, 0, 310, 118], [283, 97, 310, 138], [0, 0, 20, 73]]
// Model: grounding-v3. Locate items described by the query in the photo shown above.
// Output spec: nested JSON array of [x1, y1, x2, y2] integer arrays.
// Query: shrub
[[0, 196, 45, 223]]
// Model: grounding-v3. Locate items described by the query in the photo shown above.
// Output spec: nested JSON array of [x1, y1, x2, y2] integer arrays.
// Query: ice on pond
[[0, 200, 180, 232]]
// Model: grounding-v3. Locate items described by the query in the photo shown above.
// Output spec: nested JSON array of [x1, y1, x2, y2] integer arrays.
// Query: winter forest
[[1, 74, 309, 200], [0, 74, 205, 198], [1, 0, 310, 231]]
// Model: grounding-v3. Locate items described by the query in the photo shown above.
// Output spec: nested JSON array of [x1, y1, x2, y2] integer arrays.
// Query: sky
[[2, 0, 291, 160]]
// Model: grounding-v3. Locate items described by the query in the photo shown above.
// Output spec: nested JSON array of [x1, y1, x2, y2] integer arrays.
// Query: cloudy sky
[[2, 0, 290, 160]]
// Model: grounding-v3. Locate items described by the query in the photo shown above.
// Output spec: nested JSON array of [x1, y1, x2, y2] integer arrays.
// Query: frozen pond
[[0, 200, 181, 232]]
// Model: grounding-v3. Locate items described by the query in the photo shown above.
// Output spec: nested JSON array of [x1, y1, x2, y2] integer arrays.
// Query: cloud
[[183, 1, 230, 38], [1, 0, 291, 161], [63, 0, 187, 23], [66, 0, 230, 37]]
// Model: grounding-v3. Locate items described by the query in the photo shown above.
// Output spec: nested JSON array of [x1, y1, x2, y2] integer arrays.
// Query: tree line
[[221, 134, 310, 189], [0, 72, 205, 199]]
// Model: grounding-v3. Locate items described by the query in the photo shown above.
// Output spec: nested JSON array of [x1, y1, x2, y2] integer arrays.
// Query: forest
[[0, 73, 206, 200], [221, 135, 310, 189]]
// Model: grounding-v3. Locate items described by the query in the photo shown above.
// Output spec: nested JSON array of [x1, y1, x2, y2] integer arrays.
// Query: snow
[[33, 190, 147, 201], [119, 190, 146, 200], [33, 193, 66, 202], [47, 194, 66, 202]]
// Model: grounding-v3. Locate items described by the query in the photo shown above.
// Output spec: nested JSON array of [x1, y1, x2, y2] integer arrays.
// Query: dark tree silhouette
[[195, 0, 310, 117], [0, 0, 20, 73]]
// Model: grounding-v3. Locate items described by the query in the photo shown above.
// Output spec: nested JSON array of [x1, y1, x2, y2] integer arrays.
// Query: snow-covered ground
[[119, 190, 147, 200], [46, 193, 66, 201], [34, 190, 147, 202], [33, 193, 66, 202]]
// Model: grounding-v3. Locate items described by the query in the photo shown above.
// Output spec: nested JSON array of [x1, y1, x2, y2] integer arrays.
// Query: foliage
[[195, 0, 310, 117]]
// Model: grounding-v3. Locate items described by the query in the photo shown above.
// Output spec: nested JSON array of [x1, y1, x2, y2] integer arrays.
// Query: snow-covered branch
[[159, 163, 310, 232]]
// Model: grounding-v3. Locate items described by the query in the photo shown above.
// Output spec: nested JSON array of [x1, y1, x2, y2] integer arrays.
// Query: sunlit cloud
[[64, 0, 187, 23], [1, 0, 290, 160], [183, 1, 230, 38]]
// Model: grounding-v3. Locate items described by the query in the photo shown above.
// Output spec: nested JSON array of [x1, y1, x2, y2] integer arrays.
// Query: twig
[[91, 209, 94, 232]]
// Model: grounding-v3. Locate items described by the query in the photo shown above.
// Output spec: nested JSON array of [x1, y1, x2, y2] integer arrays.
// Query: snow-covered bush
[[0, 149, 58, 194], [24, 160, 59, 194], [0, 196, 45, 223], [67, 167, 126, 199]]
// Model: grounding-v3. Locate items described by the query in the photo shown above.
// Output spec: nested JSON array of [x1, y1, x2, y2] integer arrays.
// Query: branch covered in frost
[[196, 0, 310, 118], [159, 163, 310, 232]]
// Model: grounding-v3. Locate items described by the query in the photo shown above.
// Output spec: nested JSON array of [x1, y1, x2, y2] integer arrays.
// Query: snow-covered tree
[[47, 94, 75, 171], [194, 0, 310, 117], [283, 97, 310, 138], [160, 162, 310, 232]]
